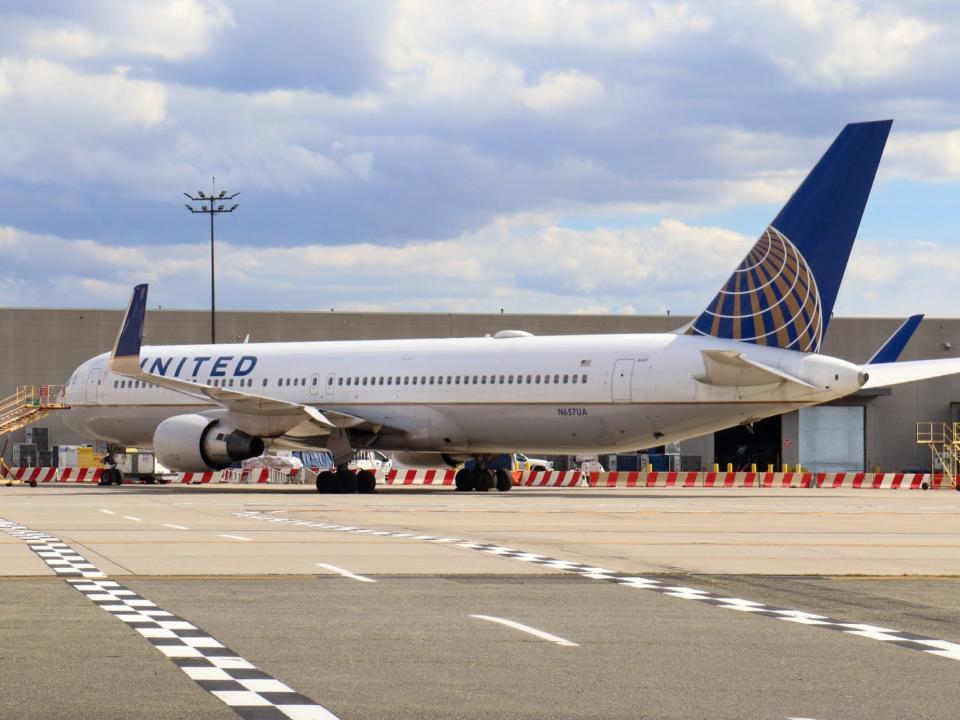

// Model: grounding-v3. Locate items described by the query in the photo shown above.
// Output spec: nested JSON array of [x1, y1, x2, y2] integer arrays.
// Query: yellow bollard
[[750, 463, 757, 472], [726, 463, 733, 472], [767, 464, 774, 473], [713, 463, 719, 472], [795, 464, 801, 473], [782, 463, 788, 473]]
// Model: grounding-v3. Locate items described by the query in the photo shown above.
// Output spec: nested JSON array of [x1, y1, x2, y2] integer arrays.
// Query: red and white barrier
[[176, 471, 220, 484], [518, 470, 582, 487], [586, 471, 944, 489], [7, 467, 60, 483], [385, 468, 456, 486], [57, 468, 104, 483]]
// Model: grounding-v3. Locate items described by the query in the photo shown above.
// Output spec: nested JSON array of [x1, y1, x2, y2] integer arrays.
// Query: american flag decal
[[580, 359, 592, 367], [687, 226, 823, 353]]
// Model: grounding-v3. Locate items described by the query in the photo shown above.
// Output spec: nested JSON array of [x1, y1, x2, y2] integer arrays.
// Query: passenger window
[[229, 379, 234, 387], [473, 376, 478, 384], [338, 378, 343, 386], [395, 376, 401, 385], [302, 378, 306, 385], [387, 377, 393, 385], [437, 377, 443, 385], [346, 378, 352, 386], [354, 377, 359, 385], [446, 376, 452, 384], [286, 378, 292, 386], [263, 379, 267, 387], [582, 374, 588, 383], [563, 375, 569, 383], [278, 378, 283, 386], [499, 375, 505, 384], [362, 378, 367, 386], [526, 375, 532, 383], [379, 377, 384, 385], [421, 376, 426, 385], [429, 377, 435, 385], [455, 376, 461, 385], [554, 374, 560, 383], [481, 376, 487, 384], [572, 374, 578, 384], [114, 380, 118, 388], [412, 377, 418, 385], [544, 375, 550, 384], [404, 377, 409, 385]]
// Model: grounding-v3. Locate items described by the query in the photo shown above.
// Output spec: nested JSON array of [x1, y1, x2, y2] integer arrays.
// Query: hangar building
[[2, 306, 958, 472]]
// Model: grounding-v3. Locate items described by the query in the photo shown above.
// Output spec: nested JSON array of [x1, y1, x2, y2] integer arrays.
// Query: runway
[[2, 485, 960, 719]]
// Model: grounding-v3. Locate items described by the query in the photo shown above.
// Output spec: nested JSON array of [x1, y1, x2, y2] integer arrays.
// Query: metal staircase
[[0, 386, 69, 482], [916, 422, 960, 489]]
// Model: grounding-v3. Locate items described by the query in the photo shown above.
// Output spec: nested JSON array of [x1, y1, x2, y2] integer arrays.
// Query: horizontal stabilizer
[[698, 350, 816, 389], [861, 358, 960, 389], [867, 314, 923, 364]]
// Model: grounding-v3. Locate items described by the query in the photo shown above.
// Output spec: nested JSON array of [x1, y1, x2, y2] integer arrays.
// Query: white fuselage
[[61, 332, 864, 455]]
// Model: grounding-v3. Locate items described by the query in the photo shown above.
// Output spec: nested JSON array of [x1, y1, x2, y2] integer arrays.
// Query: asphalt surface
[[2, 484, 960, 719]]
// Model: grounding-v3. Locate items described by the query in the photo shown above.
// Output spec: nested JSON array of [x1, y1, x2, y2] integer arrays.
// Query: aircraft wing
[[866, 314, 923, 364], [698, 349, 816, 389], [861, 358, 960, 389], [107, 284, 374, 431]]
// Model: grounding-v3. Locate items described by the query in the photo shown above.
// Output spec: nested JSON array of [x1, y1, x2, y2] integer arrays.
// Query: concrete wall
[[3, 307, 959, 470]]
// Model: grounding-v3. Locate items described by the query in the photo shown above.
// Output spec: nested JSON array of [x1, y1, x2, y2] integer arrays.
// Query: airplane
[[61, 119, 960, 493]]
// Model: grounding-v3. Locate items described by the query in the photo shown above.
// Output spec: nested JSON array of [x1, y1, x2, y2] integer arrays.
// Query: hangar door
[[798, 406, 864, 472]]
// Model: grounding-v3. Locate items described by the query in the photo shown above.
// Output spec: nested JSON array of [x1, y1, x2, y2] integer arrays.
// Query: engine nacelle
[[154, 414, 265, 472], [391, 452, 470, 469]]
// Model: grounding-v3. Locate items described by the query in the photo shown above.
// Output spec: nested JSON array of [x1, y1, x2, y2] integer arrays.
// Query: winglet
[[867, 314, 923, 364], [110, 284, 148, 376]]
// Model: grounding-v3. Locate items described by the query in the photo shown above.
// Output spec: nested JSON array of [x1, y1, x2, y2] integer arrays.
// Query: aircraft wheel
[[356, 470, 377, 494], [336, 468, 359, 493], [474, 469, 493, 492], [495, 468, 512, 492], [455, 468, 474, 491], [316, 471, 337, 493]]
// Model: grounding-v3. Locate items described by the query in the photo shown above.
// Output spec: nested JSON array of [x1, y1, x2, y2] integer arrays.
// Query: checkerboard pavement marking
[[0, 518, 340, 720], [236, 511, 960, 664]]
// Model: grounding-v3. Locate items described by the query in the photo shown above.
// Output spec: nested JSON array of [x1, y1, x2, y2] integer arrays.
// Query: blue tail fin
[[867, 314, 923, 364], [687, 120, 892, 352]]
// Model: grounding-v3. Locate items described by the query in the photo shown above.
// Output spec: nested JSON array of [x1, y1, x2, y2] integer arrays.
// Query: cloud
[[0, 218, 750, 316], [9, 0, 234, 62], [728, 0, 937, 88]]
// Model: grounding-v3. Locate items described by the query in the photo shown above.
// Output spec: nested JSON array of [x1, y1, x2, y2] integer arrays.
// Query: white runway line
[[99, 509, 115, 515], [218, 534, 252, 541], [470, 614, 579, 647], [123, 516, 142, 522], [236, 510, 960, 666], [163, 524, 189, 530], [0, 516, 341, 720], [316, 563, 376, 583]]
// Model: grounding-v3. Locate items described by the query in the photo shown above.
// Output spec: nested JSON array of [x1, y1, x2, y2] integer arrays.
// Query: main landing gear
[[454, 466, 513, 492], [315, 466, 377, 494]]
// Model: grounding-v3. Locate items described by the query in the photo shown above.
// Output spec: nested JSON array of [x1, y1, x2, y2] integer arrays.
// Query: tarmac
[[2, 484, 960, 719]]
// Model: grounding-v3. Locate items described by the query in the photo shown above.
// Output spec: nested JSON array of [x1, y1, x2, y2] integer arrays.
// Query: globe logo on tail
[[687, 226, 823, 353]]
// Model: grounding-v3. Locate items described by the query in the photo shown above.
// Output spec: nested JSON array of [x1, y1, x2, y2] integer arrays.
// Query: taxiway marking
[[236, 511, 960, 665], [218, 534, 252, 541], [0, 516, 341, 720], [163, 524, 189, 530], [123, 515, 142, 522], [99, 509, 115, 515], [471, 614, 578, 647], [317, 563, 376, 583]]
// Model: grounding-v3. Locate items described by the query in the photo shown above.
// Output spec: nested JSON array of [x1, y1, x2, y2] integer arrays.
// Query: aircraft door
[[310, 373, 320, 396], [611, 359, 633, 402], [85, 368, 103, 403], [325, 372, 336, 397]]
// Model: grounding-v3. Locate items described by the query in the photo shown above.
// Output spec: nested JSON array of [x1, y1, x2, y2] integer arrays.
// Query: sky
[[0, 0, 958, 318]]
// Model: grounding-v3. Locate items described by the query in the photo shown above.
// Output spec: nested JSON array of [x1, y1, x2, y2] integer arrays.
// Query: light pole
[[184, 179, 239, 344]]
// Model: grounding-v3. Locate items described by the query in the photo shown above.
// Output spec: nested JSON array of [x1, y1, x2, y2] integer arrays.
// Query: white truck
[[100, 450, 173, 485]]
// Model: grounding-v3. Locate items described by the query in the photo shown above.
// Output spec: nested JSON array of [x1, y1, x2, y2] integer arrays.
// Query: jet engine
[[391, 452, 471, 469], [153, 414, 265, 472]]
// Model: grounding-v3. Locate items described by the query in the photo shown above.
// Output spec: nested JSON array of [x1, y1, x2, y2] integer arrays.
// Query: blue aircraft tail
[[867, 314, 923, 364], [687, 120, 892, 353]]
